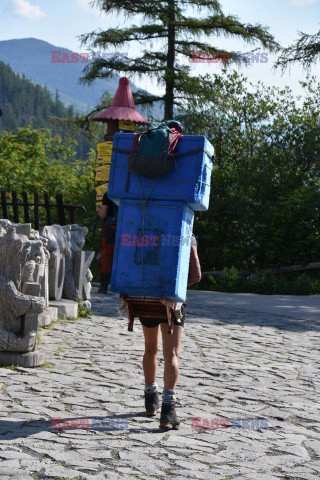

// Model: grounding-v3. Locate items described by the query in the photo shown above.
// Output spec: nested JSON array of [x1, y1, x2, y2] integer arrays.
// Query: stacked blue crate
[[110, 200, 194, 302], [108, 133, 213, 301], [108, 133, 214, 211]]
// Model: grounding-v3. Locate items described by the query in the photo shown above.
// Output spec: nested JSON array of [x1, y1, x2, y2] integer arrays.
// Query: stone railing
[[0, 220, 94, 367]]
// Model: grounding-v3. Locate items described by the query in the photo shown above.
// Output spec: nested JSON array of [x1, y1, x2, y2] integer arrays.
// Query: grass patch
[[41, 320, 58, 330], [78, 297, 92, 318], [0, 363, 18, 370], [39, 361, 55, 369]]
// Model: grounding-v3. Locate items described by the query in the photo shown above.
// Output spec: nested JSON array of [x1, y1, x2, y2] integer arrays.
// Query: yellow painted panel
[[96, 153, 112, 165], [96, 141, 113, 166], [97, 141, 113, 156], [119, 120, 135, 131], [95, 183, 109, 202], [95, 165, 111, 182]]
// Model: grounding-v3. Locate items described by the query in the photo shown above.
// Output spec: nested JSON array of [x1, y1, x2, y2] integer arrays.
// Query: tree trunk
[[164, 0, 175, 120]]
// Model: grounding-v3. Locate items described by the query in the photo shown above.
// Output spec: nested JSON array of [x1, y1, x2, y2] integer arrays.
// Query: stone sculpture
[[39, 224, 94, 304], [62, 225, 94, 303], [0, 222, 46, 366], [39, 224, 72, 301], [0, 219, 95, 366]]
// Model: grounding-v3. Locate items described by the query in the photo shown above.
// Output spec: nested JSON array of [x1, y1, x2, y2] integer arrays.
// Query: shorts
[[139, 304, 186, 328]]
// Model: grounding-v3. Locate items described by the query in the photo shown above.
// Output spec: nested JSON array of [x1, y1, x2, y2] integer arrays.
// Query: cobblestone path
[[0, 289, 319, 480]]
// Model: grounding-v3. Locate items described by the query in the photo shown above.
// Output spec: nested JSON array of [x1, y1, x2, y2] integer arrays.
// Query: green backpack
[[116, 120, 182, 191], [129, 120, 182, 177]]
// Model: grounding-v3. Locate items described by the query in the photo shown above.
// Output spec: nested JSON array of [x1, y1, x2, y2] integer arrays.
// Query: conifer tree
[[80, 0, 279, 119], [276, 28, 320, 71]]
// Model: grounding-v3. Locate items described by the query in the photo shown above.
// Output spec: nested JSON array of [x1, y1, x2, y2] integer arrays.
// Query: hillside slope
[[0, 60, 74, 132], [0, 38, 121, 107]]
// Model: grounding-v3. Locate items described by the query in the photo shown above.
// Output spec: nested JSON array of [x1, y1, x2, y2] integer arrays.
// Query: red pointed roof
[[93, 77, 149, 124]]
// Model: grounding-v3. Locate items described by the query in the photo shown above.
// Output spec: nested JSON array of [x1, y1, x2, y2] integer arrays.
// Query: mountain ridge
[[0, 37, 129, 108]]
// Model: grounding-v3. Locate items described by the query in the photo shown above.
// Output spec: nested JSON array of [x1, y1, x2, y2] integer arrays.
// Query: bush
[[195, 269, 320, 295], [0, 126, 101, 278], [0, 127, 96, 218], [292, 274, 312, 296], [180, 74, 320, 273]]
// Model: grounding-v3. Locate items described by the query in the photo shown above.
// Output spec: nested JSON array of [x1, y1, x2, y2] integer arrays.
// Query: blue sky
[[0, 0, 319, 97]]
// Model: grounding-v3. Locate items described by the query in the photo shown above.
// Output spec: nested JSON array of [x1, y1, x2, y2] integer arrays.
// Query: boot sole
[[159, 423, 180, 431], [146, 408, 161, 417]]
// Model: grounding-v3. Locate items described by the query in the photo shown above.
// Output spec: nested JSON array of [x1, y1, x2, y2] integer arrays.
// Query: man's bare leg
[[142, 324, 160, 384], [142, 324, 160, 416], [161, 323, 184, 389], [159, 323, 184, 430]]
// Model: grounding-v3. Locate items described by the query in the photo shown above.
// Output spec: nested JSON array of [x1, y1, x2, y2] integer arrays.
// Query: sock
[[163, 388, 176, 404], [145, 382, 158, 394]]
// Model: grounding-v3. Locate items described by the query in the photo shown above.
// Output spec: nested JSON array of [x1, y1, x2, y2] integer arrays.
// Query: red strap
[[130, 132, 142, 155], [130, 125, 182, 157], [168, 127, 182, 156]]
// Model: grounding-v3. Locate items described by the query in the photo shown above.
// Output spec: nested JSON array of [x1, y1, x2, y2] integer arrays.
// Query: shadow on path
[[0, 413, 164, 440], [90, 289, 320, 333]]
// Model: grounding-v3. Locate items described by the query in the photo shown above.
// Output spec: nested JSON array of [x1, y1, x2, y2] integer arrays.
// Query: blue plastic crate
[[110, 199, 194, 302], [108, 133, 214, 211]]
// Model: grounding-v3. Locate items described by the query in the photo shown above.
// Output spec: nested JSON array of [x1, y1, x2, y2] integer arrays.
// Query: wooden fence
[[0, 190, 86, 230]]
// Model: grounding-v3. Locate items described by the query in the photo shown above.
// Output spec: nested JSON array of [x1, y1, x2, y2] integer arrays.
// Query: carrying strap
[[113, 148, 132, 154], [173, 147, 214, 162], [112, 146, 214, 162], [112, 143, 214, 192], [125, 170, 131, 192], [126, 133, 145, 192]]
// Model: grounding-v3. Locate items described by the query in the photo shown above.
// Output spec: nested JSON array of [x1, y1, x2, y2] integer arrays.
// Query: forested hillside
[[0, 38, 119, 107], [0, 60, 74, 132], [0, 60, 100, 158]]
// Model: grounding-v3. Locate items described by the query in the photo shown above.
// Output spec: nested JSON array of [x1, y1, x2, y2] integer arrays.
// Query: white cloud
[[73, 0, 102, 16], [5, 0, 47, 20], [286, 0, 317, 5]]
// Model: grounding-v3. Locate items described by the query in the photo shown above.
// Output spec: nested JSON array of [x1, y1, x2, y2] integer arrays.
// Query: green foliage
[[0, 364, 17, 370], [217, 267, 240, 293], [49, 90, 112, 148], [276, 27, 320, 71], [179, 73, 320, 274], [80, 0, 279, 118], [0, 61, 74, 132], [200, 270, 320, 295], [0, 127, 96, 226], [292, 273, 313, 296], [39, 361, 55, 369], [78, 298, 92, 318], [0, 60, 101, 159]]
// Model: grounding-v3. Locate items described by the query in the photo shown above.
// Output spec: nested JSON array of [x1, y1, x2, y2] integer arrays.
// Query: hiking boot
[[159, 402, 180, 430], [144, 391, 160, 417]]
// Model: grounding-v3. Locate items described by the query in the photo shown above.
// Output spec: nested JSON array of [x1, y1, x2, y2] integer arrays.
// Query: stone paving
[[0, 288, 320, 480]]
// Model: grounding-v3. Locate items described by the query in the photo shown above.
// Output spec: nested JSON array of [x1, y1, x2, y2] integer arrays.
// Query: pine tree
[[80, 0, 279, 119], [276, 28, 320, 71], [0, 61, 95, 158]]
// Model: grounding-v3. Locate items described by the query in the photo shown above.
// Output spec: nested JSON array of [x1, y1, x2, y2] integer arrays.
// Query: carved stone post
[[0, 224, 46, 367]]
